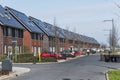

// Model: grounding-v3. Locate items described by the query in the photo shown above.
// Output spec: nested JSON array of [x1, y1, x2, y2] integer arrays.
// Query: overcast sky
[[0, 0, 120, 45]]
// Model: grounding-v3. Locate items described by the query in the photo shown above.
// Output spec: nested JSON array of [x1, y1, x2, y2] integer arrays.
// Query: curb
[[105, 71, 109, 80], [0, 67, 31, 80]]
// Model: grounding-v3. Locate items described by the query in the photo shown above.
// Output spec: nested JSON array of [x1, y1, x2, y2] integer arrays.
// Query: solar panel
[[64, 30, 72, 40], [29, 17, 54, 36], [57, 27, 65, 38], [0, 5, 24, 29], [6, 7, 43, 33]]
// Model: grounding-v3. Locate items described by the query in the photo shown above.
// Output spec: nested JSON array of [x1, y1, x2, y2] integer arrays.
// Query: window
[[8, 27, 12, 37], [36, 34, 38, 40], [12, 28, 15, 37], [3, 27, 7, 36], [4, 45, 6, 54], [15, 29, 19, 37], [8, 46, 12, 55], [33, 47, 37, 56], [15, 46, 19, 54], [19, 30, 23, 38], [38, 34, 40, 40], [34, 33, 36, 40], [38, 47, 41, 54]]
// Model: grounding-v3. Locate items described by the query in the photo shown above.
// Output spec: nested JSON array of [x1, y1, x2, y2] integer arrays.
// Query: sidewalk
[[0, 67, 30, 80]]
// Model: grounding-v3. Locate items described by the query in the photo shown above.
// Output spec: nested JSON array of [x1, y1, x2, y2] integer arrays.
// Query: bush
[[13, 54, 38, 63], [0, 55, 7, 61], [41, 57, 57, 62], [13, 54, 57, 63]]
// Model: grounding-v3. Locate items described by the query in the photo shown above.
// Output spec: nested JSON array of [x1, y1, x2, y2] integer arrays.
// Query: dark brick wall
[[43, 35, 49, 51], [0, 26, 3, 54]]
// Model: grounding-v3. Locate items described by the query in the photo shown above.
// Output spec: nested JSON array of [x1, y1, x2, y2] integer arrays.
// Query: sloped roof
[[29, 16, 54, 36], [5, 6, 43, 33], [79, 34, 99, 44], [44, 22, 65, 38], [62, 29, 73, 40], [0, 5, 24, 29]]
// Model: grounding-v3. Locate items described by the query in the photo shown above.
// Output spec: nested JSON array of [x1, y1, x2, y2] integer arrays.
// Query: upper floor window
[[31, 33, 43, 40], [8, 27, 12, 37], [3, 26, 23, 38]]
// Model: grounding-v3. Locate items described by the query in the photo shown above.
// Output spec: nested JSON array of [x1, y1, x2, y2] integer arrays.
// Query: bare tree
[[100, 43, 107, 49], [54, 17, 59, 53], [108, 19, 119, 52]]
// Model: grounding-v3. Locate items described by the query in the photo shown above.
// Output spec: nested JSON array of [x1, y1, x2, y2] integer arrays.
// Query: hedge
[[41, 57, 57, 62], [12, 54, 57, 63], [0, 55, 7, 61], [13, 54, 38, 63]]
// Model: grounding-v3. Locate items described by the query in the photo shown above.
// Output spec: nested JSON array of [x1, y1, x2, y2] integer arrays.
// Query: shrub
[[0, 55, 7, 61], [13, 54, 38, 63], [13, 54, 57, 63], [41, 57, 57, 62]]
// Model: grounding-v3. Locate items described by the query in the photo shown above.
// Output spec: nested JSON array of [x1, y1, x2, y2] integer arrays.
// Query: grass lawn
[[108, 70, 120, 80]]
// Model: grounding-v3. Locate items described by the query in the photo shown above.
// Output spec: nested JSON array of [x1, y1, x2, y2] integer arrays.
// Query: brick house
[[0, 5, 24, 55], [58, 29, 74, 50], [30, 16, 66, 52], [29, 17, 55, 52], [6, 7, 43, 55]]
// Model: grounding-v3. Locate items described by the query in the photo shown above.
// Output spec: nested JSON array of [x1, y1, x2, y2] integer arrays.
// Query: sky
[[0, 0, 120, 46]]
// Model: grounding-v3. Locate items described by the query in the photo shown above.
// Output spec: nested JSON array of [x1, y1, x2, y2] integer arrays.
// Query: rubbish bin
[[2, 59, 12, 71]]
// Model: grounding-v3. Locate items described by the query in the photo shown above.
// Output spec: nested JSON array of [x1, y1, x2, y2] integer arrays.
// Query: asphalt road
[[7, 54, 120, 80]]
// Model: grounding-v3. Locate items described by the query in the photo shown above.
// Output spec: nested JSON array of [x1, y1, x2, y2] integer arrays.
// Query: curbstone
[[105, 71, 109, 80]]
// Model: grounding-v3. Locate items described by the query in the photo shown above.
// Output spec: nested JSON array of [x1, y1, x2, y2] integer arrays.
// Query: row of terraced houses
[[0, 5, 100, 56]]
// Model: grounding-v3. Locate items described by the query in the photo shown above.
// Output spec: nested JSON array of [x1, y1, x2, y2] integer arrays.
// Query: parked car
[[60, 50, 67, 59], [54, 53, 62, 59], [41, 51, 62, 58], [41, 51, 51, 57], [61, 50, 75, 58], [74, 50, 82, 56]]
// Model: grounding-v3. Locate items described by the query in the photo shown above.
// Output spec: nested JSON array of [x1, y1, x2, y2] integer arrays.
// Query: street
[[7, 54, 120, 80]]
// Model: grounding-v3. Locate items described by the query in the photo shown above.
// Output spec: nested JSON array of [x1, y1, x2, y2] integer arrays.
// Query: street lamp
[[103, 19, 114, 52]]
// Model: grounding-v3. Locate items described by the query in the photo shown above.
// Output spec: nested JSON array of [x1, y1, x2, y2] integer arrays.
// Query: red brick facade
[[23, 30, 32, 52], [23, 30, 43, 54]]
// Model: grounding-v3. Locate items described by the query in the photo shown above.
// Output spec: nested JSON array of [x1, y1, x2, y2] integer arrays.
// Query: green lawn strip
[[108, 70, 120, 80]]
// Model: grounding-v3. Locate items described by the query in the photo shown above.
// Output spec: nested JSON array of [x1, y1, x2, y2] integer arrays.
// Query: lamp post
[[103, 19, 114, 52]]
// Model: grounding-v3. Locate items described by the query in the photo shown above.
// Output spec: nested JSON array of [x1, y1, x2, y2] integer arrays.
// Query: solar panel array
[[29, 17, 55, 36], [1, 6, 99, 45], [44, 23, 65, 38], [0, 5, 24, 29], [6, 7, 43, 33]]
